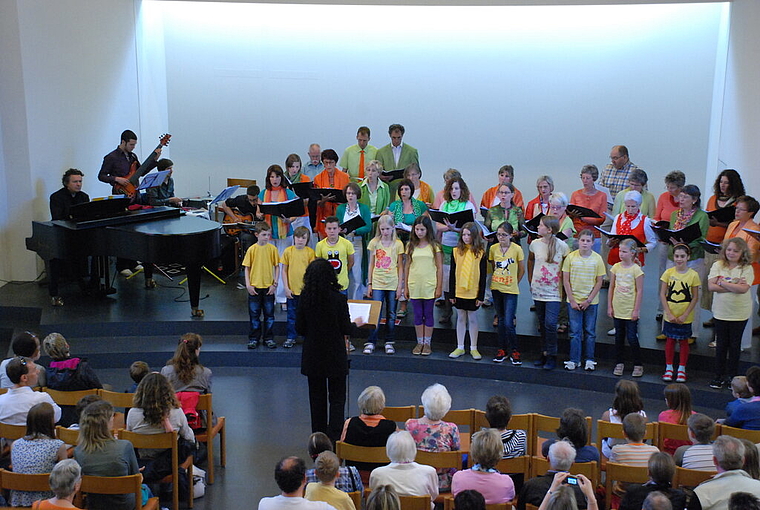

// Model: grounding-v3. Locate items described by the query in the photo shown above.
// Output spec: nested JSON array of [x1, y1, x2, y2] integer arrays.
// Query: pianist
[[146, 158, 182, 207], [48, 169, 90, 306]]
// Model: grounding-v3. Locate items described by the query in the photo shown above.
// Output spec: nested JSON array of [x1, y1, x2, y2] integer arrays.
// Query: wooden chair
[[226, 178, 257, 189], [673, 466, 715, 488], [43, 387, 99, 406], [414, 449, 463, 503], [719, 424, 760, 443], [443, 496, 513, 510], [0, 422, 27, 441], [347, 490, 362, 510], [531, 413, 593, 458], [495, 455, 531, 481], [335, 441, 390, 465], [118, 429, 193, 510], [604, 462, 649, 510], [0, 468, 51, 492], [529, 456, 598, 487], [383, 405, 417, 425], [80, 473, 160, 510], [398, 494, 431, 510], [656, 421, 721, 451], [596, 420, 658, 470], [526, 505, 539, 510], [472, 410, 533, 435], [194, 394, 225, 485], [98, 390, 135, 409], [55, 425, 79, 447]]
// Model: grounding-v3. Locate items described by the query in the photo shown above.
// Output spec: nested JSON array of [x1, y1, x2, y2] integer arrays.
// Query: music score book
[[706, 206, 736, 224], [594, 226, 647, 247], [428, 208, 475, 228], [309, 187, 347, 204], [339, 215, 366, 234], [567, 204, 602, 219], [651, 222, 703, 244], [258, 197, 305, 218], [380, 168, 405, 181]]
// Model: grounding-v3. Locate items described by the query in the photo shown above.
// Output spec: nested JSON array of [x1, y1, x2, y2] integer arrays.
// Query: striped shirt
[[610, 443, 659, 467], [500, 429, 527, 459], [678, 444, 716, 471]]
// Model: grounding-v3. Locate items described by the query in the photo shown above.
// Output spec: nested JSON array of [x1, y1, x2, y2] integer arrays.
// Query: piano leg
[[187, 264, 203, 314]]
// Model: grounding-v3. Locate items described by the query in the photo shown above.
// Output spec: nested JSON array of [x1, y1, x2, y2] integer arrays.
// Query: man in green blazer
[[375, 123, 419, 200]]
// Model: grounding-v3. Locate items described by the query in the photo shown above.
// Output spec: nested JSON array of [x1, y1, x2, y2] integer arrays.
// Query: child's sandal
[[662, 369, 674, 382], [676, 369, 687, 383]]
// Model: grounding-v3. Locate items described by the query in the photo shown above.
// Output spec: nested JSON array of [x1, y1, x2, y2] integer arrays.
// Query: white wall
[[153, 1, 726, 205]]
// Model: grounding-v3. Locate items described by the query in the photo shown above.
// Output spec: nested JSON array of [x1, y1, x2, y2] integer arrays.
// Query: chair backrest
[[526, 505, 539, 510], [226, 178, 257, 189], [657, 421, 721, 450], [383, 406, 416, 424], [80, 473, 146, 510], [43, 387, 99, 406], [532, 413, 593, 457], [604, 462, 650, 510], [719, 424, 760, 443], [596, 420, 658, 453], [56, 425, 80, 445], [99, 390, 135, 409], [472, 410, 533, 433], [673, 466, 716, 489], [398, 494, 431, 510], [530, 456, 599, 487], [415, 449, 462, 470], [335, 441, 389, 465], [0, 468, 51, 492], [118, 429, 181, 510], [495, 455, 531, 479], [0, 422, 27, 441], [347, 490, 362, 510]]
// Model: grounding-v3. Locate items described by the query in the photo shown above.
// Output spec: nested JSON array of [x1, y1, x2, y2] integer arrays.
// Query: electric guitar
[[115, 133, 172, 199]]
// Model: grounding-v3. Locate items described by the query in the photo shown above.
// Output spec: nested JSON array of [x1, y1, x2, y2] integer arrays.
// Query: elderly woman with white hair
[[405, 383, 461, 491], [607, 189, 657, 267], [369, 431, 438, 505], [451, 429, 515, 504], [340, 386, 397, 475], [548, 192, 577, 248], [36, 459, 83, 510]]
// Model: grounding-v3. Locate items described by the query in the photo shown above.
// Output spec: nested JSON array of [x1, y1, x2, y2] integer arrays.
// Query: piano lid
[[69, 196, 131, 222], [56, 205, 181, 230]]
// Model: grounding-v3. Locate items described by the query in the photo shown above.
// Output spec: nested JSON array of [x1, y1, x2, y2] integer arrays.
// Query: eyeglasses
[[16, 356, 27, 366], [496, 233, 510, 238]]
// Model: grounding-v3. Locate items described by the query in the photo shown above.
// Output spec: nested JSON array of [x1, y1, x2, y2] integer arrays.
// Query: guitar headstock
[[159, 133, 172, 147]]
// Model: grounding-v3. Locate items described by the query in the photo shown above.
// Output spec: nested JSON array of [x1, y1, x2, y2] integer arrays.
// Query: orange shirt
[[570, 189, 607, 237], [525, 195, 550, 221], [655, 192, 680, 223], [725, 219, 760, 285], [313, 169, 350, 238], [480, 185, 525, 211], [705, 194, 734, 243]]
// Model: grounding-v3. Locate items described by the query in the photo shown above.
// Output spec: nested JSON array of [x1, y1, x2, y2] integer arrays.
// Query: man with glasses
[[0, 357, 61, 425], [304, 144, 324, 179], [600, 145, 642, 201]]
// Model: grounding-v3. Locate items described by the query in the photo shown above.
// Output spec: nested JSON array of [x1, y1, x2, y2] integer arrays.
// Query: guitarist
[[98, 129, 161, 284], [219, 184, 263, 256]]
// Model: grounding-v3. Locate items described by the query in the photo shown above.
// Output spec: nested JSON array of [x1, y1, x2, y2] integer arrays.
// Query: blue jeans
[[568, 304, 598, 364], [368, 289, 397, 344], [492, 290, 518, 352], [535, 300, 559, 356], [286, 295, 300, 340], [614, 317, 641, 365], [248, 290, 275, 341]]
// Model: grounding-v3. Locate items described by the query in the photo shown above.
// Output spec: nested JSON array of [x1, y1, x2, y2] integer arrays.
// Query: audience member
[[619, 452, 686, 510], [453, 490, 486, 510], [340, 386, 396, 474], [0, 331, 45, 389], [729, 492, 760, 510], [451, 429, 514, 504], [519, 440, 586, 510], [127, 361, 149, 393], [305, 451, 356, 510], [609, 414, 659, 466], [305, 432, 363, 493], [10, 402, 67, 506], [600, 380, 646, 458], [68, 394, 102, 430], [0, 356, 61, 425], [485, 395, 527, 459], [160, 333, 212, 393], [725, 375, 753, 419], [365, 485, 400, 510], [369, 431, 438, 504], [37, 459, 83, 510], [534, 472, 597, 510], [541, 408, 599, 463], [724, 366, 760, 429], [657, 383, 695, 455], [405, 383, 461, 491], [689, 436, 760, 510], [642, 491, 673, 510], [674, 413, 717, 471], [259, 456, 335, 510], [741, 438, 760, 479]]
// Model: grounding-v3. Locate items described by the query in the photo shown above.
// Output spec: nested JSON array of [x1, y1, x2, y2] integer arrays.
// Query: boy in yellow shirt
[[243, 222, 280, 349], [281, 226, 316, 348], [315, 216, 355, 294]]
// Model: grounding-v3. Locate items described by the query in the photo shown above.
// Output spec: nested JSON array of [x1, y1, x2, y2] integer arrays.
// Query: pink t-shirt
[[451, 469, 515, 504], [658, 409, 695, 455]]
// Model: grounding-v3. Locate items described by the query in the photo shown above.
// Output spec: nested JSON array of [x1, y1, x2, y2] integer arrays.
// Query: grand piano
[[25, 197, 221, 314]]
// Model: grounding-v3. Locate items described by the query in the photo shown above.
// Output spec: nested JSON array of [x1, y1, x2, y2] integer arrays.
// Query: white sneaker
[[363, 343, 374, 354], [564, 361, 577, 370], [120, 269, 133, 277], [584, 360, 597, 371], [607, 328, 616, 336], [133, 264, 144, 272]]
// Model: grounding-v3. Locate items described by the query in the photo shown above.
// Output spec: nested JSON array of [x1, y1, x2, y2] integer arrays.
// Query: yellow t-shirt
[[452, 247, 485, 300], [407, 243, 440, 300], [242, 242, 280, 288], [305, 483, 356, 510], [610, 262, 644, 320], [281, 245, 316, 296], [562, 250, 607, 305], [367, 238, 405, 291], [660, 267, 701, 323], [489, 243, 524, 294], [315, 236, 355, 291], [709, 261, 755, 321]]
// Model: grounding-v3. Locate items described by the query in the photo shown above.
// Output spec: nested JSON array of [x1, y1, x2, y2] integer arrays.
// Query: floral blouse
[[405, 417, 461, 491]]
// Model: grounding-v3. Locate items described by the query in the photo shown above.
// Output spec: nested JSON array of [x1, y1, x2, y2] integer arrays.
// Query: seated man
[[724, 366, 760, 430], [674, 414, 716, 471], [0, 357, 61, 425], [145, 158, 182, 207], [610, 413, 659, 467], [688, 436, 760, 510], [259, 456, 337, 510], [518, 440, 586, 510], [305, 452, 355, 510]]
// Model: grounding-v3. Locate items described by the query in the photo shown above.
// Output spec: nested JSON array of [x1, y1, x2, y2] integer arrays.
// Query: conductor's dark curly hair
[[300, 258, 342, 312], [133, 372, 180, 426]]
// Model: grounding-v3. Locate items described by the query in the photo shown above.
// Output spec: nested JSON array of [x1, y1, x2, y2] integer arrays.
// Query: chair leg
[[220, 426, 226, 467], [207, 437, 215, 485], [187, 463, 194, 508]]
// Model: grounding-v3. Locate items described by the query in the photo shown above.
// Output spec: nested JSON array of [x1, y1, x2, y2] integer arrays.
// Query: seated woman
[[369, 431, 438, 504], [126, 372, 195, 485], [366, 485, 401, 510], [43, 332, 103, 427], [619, 452, 686, 510], [10, 402, 67, 507], [485, 395, 527, 459], [405, 383, 460, 491], [451, 429, 515, 504], [340, 386, 396, 476], [160, 333, 211, 393], [37, 459, 83, 510], [541, 408, 600, 463], [74, 400, 141, 510], [305, 432, 364, 493]]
